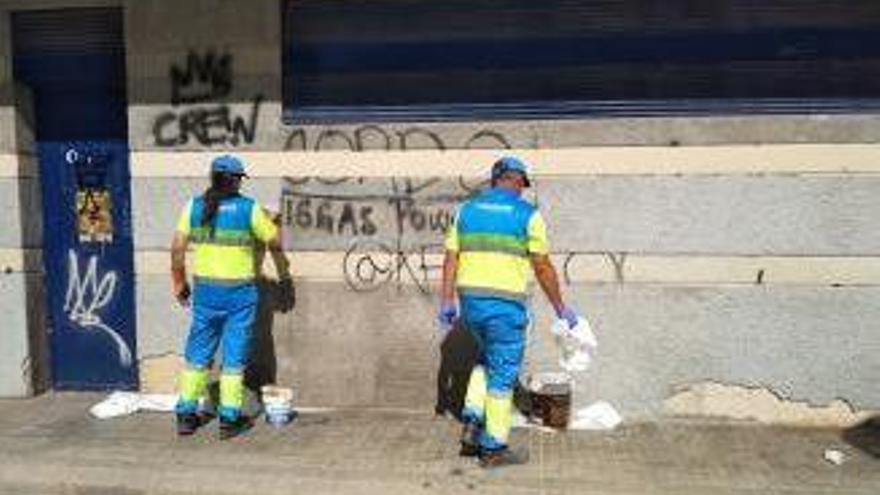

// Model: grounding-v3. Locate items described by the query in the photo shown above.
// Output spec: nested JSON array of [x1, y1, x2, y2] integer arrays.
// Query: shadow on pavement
[[434, 322, 534, 422], [842, 415, 880, 459], [435, 322, 479, 420]]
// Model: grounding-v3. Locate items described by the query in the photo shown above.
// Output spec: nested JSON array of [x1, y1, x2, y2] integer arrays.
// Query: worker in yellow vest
[[171, 154, 287, 439], [440, 156, 580, 467]]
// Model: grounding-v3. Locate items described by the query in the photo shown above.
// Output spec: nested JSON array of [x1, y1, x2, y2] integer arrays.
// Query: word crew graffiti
[[153, 50, 263, 147], [64, 250, 133, 367]]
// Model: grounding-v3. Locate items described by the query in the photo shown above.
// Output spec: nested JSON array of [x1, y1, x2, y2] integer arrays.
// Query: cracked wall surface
[[664, 382, 876, 427]]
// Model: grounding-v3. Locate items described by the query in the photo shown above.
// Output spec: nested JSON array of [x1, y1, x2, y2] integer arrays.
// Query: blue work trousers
[[461, 295, 527, 395], [184, 282, 258, 372]]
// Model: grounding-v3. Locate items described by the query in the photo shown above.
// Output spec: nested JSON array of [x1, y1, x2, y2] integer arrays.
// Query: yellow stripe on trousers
[[179, 368, 209, 403], [464, 365, 487, 417], [485, 392, 514, 444], [220, 373, 245, 410]]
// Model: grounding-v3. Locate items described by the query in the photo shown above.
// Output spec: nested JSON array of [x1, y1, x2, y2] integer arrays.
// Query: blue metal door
[[12, 8, 137, 390]]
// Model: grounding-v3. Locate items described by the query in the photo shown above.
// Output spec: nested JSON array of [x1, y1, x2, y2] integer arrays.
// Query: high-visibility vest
[[446, 188, 549, 302], [177, 195, 277, 285]]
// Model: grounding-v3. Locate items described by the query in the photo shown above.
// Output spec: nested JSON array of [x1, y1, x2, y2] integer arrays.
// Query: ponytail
[[201, 172, 241, 237]]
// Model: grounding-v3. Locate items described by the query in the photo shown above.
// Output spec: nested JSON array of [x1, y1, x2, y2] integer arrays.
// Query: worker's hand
[[557, 305, 579, 330], [278, 277, 295, 313], [263, 207, 282, 227], [437, 301, 458, 333], [174, 281, 191, 307]]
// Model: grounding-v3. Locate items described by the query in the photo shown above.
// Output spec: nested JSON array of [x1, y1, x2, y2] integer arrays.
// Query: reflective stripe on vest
[[193, 275, 254, 286], [458, 232, 529, 258], [458, 285, 528, 302], [189, 226, 255, 247], [454, 188, 536, 300], [189, 195, 257, 280]]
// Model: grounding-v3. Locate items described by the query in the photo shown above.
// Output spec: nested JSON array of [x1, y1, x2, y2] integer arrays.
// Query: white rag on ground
[[514, 401, 623, 431], [570, 401, 623, 430], [89, 390, 328, 419], [89, 392, 178, 419]]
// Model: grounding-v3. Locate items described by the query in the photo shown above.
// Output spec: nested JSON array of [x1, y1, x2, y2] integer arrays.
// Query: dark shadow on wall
[[245, 242, 295, 395], [246, 277, 295, 391], [842, 415, 880, 459], [435, 321, 535, 421]]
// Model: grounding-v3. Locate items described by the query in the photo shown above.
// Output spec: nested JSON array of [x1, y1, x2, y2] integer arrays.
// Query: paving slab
[[0, 393, 877, 495]]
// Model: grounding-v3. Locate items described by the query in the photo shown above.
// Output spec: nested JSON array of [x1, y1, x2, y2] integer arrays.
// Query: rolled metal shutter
[[12, 7, 127, 139], [283, 0, 880, 121], [12, 7, 124, 55]]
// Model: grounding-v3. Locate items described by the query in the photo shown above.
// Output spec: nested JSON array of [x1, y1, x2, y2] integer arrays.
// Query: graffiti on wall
[[281, 177, 482, 293], [64, 250, 133, 367], [287, 196, 379, 237], [283, 186, 461, 237], [170, 51, 232, 105], [284, 125, 512, 152], [560, 252, 627, 285], [153, 50, 263, 147], [342, 240, 444, 293], [282, 179, 639, 291], [282, 184, 641, 292]]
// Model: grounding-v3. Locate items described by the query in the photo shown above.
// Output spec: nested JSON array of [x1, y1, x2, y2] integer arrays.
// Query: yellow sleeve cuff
[[176, 199, 193, 235], [444, 212, 460, 251], [251, 204, 279, 243], [527, 211, 550, 255]]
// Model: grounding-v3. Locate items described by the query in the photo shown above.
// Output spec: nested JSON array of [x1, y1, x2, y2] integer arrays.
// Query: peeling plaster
[[664, 382, 874, 427]]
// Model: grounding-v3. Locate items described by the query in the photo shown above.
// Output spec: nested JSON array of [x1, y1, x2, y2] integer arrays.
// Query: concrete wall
[[126, 0, 283, 152], [1, 0, 878, 422], [0, 8, 47, 397]]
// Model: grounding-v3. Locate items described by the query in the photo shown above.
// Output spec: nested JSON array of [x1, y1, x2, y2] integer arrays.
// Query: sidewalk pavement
[[0, 393, 877, 495]]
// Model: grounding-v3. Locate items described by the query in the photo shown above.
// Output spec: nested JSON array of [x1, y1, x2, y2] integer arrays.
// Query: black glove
[[278, 277, 295, 313], [175, 282, 191, 307]]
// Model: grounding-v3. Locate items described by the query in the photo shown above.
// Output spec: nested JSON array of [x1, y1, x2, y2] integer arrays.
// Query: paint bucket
[[261, 385, 294, 426], [529, 373, 572, 429]]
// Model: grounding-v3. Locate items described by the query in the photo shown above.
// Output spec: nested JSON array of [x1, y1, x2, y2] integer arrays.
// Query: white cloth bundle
[[550, 316, 598, 373]]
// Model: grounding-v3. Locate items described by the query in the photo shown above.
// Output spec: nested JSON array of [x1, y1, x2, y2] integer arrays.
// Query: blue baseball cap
[[211, 154, 247, 176], [491, 156, 531, 187]]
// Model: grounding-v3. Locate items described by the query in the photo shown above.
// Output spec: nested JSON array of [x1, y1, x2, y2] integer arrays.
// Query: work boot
[[197, 410, 217, 427], [478, 446, 530, 468], [459, 422, 481, 457], [219, 415, 253, 440], [176, 413, 200, 436]]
